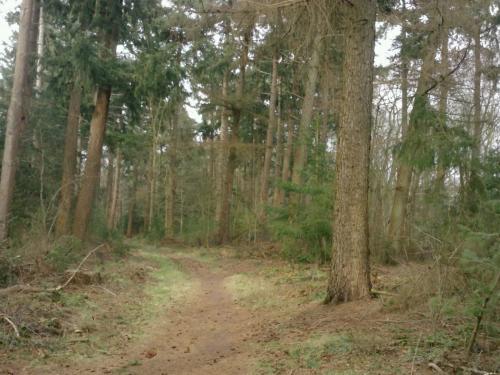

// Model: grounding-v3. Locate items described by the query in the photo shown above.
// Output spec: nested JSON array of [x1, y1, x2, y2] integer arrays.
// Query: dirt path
[[77, 255, 259, 375]]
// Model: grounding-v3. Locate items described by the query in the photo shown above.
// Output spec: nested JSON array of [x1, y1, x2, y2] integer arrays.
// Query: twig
[[428, 362, 444, 372], [442, 362, 496, 375], [95, 285, 117, 297], [1, 314, 20, 337], [410, 332, 423, 375], [371, 289, 398, 297], [55, 244, 105, 291]]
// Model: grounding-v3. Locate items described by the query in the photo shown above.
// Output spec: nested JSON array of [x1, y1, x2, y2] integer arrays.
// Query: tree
[[325, 0, 376, 303], [387, 4, 441, 255], [72, 0, 122, 239], [0, 0, 37, 243]]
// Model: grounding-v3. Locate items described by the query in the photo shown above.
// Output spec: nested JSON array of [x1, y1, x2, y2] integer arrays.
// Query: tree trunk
[[35, 5, 44, 92], [216, 26, 251, 244], [325, 0, 376, 304], [215, 73, 229, 228], [274, 118, 294, 206], [387, 11, 440, 255], [72, 3, 119, 239], [107, 149, 121, 231], [0, 0, 35, 243], [435, 2, 449, 192], [290, 34, 322, 201], [105, 150, 114, 225], [259, 52, 279, 218], [72, 86, 114, 239], [272, 87, 283, 206], [144, 101, 161, 232], [165, 112, 178, 238], [55, 75, 82, 236], [468, 24, 482, 210], [126, 168, 137, 238]]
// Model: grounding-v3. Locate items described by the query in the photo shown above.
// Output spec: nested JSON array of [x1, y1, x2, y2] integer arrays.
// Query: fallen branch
[[371, 289, 398, 297], [0, 244, 104, 297], [1, 314, 20, 337], [428, 362, 444, 373], [55, 244, 104, 291], [441, 362, 496, 375], [94, 285, 117, 297]]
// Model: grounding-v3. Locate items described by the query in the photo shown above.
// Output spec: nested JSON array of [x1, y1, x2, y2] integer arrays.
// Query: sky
[[0, 1, 398, 122]]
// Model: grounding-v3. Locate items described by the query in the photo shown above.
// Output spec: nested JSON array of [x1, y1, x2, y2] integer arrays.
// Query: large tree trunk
[[72, 3, 119, 239], [290, 34, 322, 201], [259, 52, 279, 218], [55, 75, 82, 236], [387, 11, 440, 254], [325, 0, 376, 304], [0, 0, 36, 243], [216, 26, 251, 244], [72, 86, 114, 239]]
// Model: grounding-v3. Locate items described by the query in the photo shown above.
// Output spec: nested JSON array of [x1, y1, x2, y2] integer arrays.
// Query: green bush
[[269, 181, 332, 263]]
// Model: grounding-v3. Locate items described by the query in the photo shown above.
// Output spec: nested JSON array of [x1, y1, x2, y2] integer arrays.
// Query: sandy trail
[[77, 255, 259, 375]]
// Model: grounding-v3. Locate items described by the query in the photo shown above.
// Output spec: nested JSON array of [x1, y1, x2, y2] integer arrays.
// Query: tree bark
[[271, 85, 283, 206], [55, 75, 83, 236], [387, 10, 440, 255], [274, 118, 294, 206], [259, 52, 279, 218], [72, 1, 119, 239], [165, 112, 178, 238], [435, 1, 449, 192], [468, 24, 482, 209], [325, 0, 376, 303], [35, 5, 44, 92], [216, 26, 251, 244], [105, 150, 115, 225], [144, 101, 161, 232], [215, 73, 229, 228], [126, 168, 137, 238], [107, 149, 121, 231], [290, 34, 322, 201], [0, 0, 35, 243]]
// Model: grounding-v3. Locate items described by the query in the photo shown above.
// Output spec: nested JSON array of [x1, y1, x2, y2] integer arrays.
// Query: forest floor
[[0, 242, 498, 374]]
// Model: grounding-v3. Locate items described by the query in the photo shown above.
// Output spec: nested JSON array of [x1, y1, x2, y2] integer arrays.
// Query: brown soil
[[29, 255, 265, 375], [2, 250, 497, 375]]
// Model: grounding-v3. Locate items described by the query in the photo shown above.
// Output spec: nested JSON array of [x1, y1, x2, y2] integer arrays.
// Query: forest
[[0, 0, 499, 374]]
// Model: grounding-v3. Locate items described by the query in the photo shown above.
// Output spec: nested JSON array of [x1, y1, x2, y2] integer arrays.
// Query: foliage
[[270, 180, 333, 263]]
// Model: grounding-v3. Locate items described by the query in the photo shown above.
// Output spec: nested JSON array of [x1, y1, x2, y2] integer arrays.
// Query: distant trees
[[0, 0, 497, 308]]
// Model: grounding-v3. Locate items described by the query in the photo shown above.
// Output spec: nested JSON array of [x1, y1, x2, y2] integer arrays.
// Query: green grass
[[140, 249, 195, 311]]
